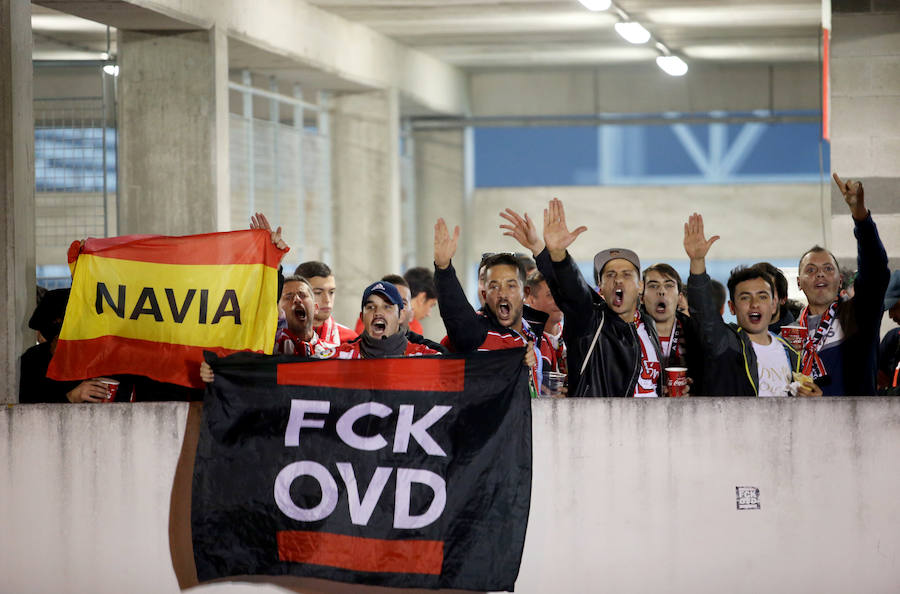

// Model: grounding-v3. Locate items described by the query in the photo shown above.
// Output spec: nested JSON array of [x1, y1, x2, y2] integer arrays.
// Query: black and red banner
[[191, 349, 532, 591]]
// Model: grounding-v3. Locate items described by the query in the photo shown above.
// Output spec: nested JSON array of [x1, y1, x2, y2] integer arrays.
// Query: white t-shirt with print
[[752, 336, 792, 397]]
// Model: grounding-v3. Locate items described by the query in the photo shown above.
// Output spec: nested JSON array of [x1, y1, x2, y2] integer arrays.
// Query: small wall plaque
[[736, 486, 760, 510]]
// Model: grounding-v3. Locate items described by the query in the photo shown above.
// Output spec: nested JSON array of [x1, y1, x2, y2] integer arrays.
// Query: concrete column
[[829, 6, 900, 273], [117, 28, 229, 236], [329, 90, 402, 327], [0, 0, 36, 403], [413, 128, 466, 341]]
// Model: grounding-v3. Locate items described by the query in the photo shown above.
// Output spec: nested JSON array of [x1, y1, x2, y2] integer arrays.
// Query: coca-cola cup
[[666, 367, 688, 397], [98, 378, 120, 402], [780, 325, 807, 352]]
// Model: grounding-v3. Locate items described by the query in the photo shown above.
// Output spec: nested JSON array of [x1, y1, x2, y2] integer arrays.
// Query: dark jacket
[[660, 309, 707, 396], [688, 272, 799, 396], [535, 248, 663, 397], [811, 213, 889, 396], [407, 330, 448, 354], [768, 307, 796, 335], [434, 261, 548, 353]]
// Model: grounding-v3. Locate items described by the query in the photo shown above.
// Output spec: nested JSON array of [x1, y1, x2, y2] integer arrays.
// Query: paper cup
[[666, 367, 688, 397], [780, 325, 807, 351], [98, 378, 120, 402]]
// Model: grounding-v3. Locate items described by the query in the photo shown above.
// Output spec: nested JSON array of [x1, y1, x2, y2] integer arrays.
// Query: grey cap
[[884, 270, 900, 311], [593, 248, 641, 285]]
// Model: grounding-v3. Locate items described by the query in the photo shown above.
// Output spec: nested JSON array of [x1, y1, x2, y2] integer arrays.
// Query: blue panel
[[474, 126, 598, 187], [640, 125, 705, 176], [737, 123, 826, 175]]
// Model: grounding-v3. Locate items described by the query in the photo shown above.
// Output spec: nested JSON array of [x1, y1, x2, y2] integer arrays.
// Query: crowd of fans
[[18, 173, 900, 402]]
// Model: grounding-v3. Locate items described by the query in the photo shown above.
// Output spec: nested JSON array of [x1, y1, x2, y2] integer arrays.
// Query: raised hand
[[542, 198, 587, 262], [832, 173, 867, 220], [250, 212, 289, 253], [499, 208, 544, 255], [434, 218, 460, 270], [683, 212, 720, 274]]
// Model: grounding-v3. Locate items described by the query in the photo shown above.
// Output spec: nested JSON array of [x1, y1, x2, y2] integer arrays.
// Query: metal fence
[[229, 72, 333, 274], [33, 62, 116, 289]]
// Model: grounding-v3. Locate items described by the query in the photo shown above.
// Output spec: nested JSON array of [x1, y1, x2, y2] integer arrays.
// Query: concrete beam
[[0, 0, 36, 403], [35, 0, 469, 116]]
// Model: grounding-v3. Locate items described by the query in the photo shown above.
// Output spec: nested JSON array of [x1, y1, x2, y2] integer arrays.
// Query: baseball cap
[[593, 248, 641, 284], [361, 281, 404, 311], [884, 270, 900, 311]]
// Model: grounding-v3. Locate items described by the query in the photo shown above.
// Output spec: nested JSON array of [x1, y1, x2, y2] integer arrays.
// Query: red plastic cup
[[666, 367, 688, 397], [98, 378, 120, 402], [780, 325, 807, 351]]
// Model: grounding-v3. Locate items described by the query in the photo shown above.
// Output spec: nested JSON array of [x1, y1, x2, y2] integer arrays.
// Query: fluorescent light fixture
[[100, 52, 110, 60], [102, 64, 119, 77], [578, 0, 612, 11], [615, 21, 651, 44], [656, 55, 688, 76]]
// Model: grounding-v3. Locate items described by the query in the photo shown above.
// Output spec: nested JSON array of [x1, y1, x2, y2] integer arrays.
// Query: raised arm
[[832, 173, 890, 326], [683, 213, 730, 356], [432, 218, 486, 352]]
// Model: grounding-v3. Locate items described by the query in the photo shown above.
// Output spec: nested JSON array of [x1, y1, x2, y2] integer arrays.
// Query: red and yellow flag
[[47, 230, 285, 388]]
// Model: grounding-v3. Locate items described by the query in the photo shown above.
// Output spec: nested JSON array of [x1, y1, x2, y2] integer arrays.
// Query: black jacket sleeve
[[433, 261, 488, 352], [848, 213, 890, 334], [536, 248, 596, 339], [687, 272, 737, 358]]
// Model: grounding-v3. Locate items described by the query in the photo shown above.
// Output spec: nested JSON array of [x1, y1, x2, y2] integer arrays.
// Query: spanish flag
[[47, 230, 285, 388]]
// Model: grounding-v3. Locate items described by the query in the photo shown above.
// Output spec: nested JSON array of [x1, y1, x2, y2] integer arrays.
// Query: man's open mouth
[[815, 281, 828, 289], [293, 306, 307, 320], [613, 288, 624, 307], [748, 312, 762, 324], [497, 300, 511, 318], [655, 300, 667, 314]]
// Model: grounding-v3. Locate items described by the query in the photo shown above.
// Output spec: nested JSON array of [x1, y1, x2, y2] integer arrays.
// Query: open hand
[[832, 173, 866, 220], [683, 213, 719, 273], [543, 198, 587, 261], [434, 218, 460, 270], [250, 212, 289, 253], [500, 209, 544, 255], [200, 361, 215, 384]]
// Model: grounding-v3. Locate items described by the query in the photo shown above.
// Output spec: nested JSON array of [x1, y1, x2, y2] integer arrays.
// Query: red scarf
[[798, 300, 838, 379], [315, 316, 342, 349]]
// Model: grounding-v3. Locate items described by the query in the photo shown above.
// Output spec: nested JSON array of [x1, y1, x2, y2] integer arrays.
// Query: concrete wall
[[468, 183, 827, 268], [829, 8, 900, 339], [470, 63, 820, 117], [4, 398, 900, 593]]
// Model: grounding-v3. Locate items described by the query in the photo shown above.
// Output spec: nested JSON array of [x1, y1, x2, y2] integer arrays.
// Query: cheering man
[[795, 173, 890, 395]]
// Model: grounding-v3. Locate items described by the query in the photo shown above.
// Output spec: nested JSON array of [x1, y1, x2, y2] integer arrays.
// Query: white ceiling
[[31, 0, 823, 68], [305, 0, 823, 68]]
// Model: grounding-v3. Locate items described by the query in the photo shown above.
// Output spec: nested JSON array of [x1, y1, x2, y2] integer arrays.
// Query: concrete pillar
[[413, 128, 466, 341], [0, 0, 36, 403], [829, 5, 900, 273], [117, 28, 229, 236], [329, 89, 402, 327]]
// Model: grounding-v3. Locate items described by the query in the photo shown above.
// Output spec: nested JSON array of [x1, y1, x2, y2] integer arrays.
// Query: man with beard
[[501, 199, 662, 397], [641, 263, 705, 395], [795, 173, 890, 395], [294, 260, 357, 349], [684, 213, 821, 397], [499, 202, 663, 397], [353, 274, 446, 353], [433, 218, 545, 394], [273, 275, 334, 357], [336, 281, 440, 359]]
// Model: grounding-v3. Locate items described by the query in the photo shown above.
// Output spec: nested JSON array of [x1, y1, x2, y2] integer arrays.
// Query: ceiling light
[[577, 0, 612, 11], [656, 55, 688, 76], [614, 21, 651, 44], [102, 64, 119, 77], [100, 52, 110, 60]]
